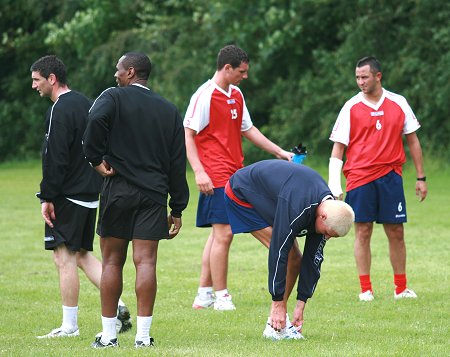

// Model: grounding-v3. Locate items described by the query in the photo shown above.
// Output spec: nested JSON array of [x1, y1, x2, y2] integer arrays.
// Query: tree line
[[1, 0, 449, 162]]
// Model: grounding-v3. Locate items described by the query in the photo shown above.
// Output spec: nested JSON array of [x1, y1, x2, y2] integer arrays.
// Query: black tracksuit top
[[38, 91, 102, 202], [83, 84, 189, 217]]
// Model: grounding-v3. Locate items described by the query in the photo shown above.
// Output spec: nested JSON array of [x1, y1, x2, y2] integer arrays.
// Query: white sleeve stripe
[[89, 87, 115, 113], [46, 97, 60, 142], [186, 82, 213, 119]]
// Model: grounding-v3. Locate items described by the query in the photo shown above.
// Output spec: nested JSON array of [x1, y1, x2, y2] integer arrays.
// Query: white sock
[[101, 316, 117, 342], [135, 316, 153, 343], [62, 305, 78, 332], [198, 286, 213, 299], [215, 289, 229, 299]]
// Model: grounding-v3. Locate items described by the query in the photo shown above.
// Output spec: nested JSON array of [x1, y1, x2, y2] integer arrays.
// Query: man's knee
[[53, 245, 76, 268], [384, 223, 404, 238], [75, 249, 89, 267], [133, 240, 158, 267]]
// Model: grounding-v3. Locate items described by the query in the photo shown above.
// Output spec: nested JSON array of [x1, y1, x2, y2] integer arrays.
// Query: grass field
[[0, 159, 448, 356]]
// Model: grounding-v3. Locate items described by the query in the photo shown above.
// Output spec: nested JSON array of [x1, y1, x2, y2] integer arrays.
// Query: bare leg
[[76, 249, 102, 289], [209, 224, 233, 291], [133, 239, 159, 316], [383, 223, 406, 274], [198, 231, 214, 287], [251, 227, 302, 301], [54, 245, 79, 307], [100, 237, 128, 318], [354, 222, 373, 276]]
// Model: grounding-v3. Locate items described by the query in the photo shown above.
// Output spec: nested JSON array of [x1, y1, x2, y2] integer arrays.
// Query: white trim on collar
[[131, 83, 149, 90]]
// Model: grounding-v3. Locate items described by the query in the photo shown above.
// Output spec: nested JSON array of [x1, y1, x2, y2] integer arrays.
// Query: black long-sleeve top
[[83, 84, 189, 216], [228, 160, 334, 302], [37, 91, 102, 202]]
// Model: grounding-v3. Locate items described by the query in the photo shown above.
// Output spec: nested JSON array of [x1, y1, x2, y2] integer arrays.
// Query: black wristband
[[416, 177, 426, 181]]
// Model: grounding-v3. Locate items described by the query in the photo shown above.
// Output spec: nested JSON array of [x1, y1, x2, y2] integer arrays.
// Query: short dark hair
[[217, 45, 249, 71], [30, 55, 67, 84], [356, 56, 381, 74], [122, 52, 152, 80]]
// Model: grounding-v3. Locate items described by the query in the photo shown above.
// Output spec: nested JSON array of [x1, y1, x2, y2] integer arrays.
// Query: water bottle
[[291, 143, 307, 164]]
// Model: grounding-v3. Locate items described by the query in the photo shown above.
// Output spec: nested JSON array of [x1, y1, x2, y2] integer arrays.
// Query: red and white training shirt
[[184, 79, 253, 187], [330, 88, 420, 191]]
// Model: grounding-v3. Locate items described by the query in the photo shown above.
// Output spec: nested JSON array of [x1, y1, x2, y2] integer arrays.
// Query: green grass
[[0, 159, 448, 356]]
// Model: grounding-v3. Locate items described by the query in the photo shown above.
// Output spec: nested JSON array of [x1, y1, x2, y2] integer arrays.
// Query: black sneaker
[[91, 335, 119, 348], [117, 305, 132, 333], [134, 338, 155, 348]]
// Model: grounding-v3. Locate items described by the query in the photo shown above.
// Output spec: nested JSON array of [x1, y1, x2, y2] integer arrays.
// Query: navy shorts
[[44, 197, 97, 251], [97, 175, 169, 240], [224, 194, 269, 234], [196, 187, 229, 227], [345, 171, 407, 224]]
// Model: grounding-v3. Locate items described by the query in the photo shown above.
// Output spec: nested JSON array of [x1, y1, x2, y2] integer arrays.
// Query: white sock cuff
[[136, 315, 153, 342], [215, 289, 229, 298], [61, 305, 78, 332], [101, 315, 118, 341], [62, 305, 78, 311], [137, 315, 153, 325], [198, 286, 213, 294]]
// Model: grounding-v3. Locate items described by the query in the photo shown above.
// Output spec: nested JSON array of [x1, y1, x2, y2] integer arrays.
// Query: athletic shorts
[[345, 170, 407, 224], [97, 175, 168, 240], [44, 197, 97, 251], [196, 187, 229, 227], [224, 193, 269, 234]]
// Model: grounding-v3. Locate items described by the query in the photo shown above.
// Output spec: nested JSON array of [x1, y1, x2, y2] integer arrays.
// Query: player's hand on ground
[[270, 300, 287, 331], [167, 215, 182, 239], [416, 181, 428, 202], [194, 171, 214, 195], [41, 201, 55, 228]]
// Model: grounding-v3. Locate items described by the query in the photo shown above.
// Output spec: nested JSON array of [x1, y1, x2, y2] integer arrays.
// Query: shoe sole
[[192, 303, 213, 309], [37, 329, 80, 339], [394, 295, 417, 299], [214, 306, 236, 311]]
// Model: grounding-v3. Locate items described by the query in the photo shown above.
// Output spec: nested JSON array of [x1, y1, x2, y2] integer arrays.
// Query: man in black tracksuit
[[224, 160, 354, 338], [31, 55, 131, 339], [83, 52, 189, 349]]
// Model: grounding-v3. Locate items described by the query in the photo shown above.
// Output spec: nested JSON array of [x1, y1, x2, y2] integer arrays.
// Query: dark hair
[[30, 55, 67, 84], [217, 45, 249, 71], [122, 52, 152, 80], [356, 56, 381, 74]]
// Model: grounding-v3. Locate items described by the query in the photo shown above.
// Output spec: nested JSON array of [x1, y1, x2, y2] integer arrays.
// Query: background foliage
[[1, 0, 449, 162]]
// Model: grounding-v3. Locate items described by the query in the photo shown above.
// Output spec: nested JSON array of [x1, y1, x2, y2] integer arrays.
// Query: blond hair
[[322, 200, 355, 236]]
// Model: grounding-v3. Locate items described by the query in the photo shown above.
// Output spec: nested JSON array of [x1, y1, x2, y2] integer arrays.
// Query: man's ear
[[47, 73, 57, 85], [318, 204, 328, 222], [376, 71, 382, 82], [224, 64, 233, 72], [127, 67, 135, 78]]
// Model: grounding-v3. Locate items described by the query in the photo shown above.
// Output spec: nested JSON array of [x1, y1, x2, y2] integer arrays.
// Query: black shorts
[[44, 197, 97, 251], [97, 175, 169, 240]]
